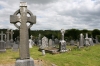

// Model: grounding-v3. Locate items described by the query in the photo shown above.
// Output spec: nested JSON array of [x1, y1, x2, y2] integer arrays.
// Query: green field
[[0, 44, 100, 66]]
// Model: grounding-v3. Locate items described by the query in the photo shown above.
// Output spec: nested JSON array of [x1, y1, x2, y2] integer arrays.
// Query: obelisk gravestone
[[10, 2, 36, 66]]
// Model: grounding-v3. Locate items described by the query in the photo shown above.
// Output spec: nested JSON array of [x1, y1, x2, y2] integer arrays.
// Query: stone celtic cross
[[0, 31, 5, 42], [61, 29, 65, 40], [10, 2, 36, 59]]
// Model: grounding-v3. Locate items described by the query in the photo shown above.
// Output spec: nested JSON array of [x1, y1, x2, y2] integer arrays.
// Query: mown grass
[[0, 44, 100, 66]]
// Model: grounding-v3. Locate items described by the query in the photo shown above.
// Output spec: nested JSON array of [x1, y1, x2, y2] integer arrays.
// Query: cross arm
[[27, 16, 36, 24], [10, 15, 20, 23], [27, 16, 36, 29]]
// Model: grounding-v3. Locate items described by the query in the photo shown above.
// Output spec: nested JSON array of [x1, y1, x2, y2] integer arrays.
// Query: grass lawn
[[0, 44, 100, 66]]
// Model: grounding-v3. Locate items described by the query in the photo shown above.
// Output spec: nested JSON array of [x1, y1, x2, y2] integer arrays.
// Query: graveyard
[[0, 28, 100, 66], [0, 44, 100, 66], [0, 1, 100, 66]]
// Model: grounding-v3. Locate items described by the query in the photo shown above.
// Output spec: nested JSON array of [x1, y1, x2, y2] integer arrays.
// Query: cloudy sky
[[0, 0, 100, 30]]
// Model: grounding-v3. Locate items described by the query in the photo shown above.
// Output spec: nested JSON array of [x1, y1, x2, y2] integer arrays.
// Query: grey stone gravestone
[[0, 31, 6, 52], [70, 40, 75, 45], [95, 36, 99, 44], [89, 38, 94, 46], [10, 29, 14, 47], [55, 38, 59, 44], [49, 39, 53, 47], [29, 39, 34, 48], [10, 29, 14, 42], [38, 34, 42, 46], [52, 35, 55, 47], [85, 33, 90, 46], [59, 29, 67, 52], [30, 35, 33, 40], [12, 42, 18, 51], [79, 33, 84, 48], [6, 29, 11, 48], [40, 36, 48, 49], [10, 2, 36, 66], [30, 35, 34, 46], [15, 36, 20, 44]]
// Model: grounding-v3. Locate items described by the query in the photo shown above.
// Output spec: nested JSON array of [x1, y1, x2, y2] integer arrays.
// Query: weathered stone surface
[[6, 29, 11, 48], [10, 2, 36, 60], [15, 58, 34, 66], [54, 38, 59, 44], [29, 39, 34, 48], [40, 36, 48, 49], [85, 33, 90, 46], [59, 29, 67, 52], [70, 40, 75, 45], [59, 40, 67, 52], [79, 33, 84, 47], [12, 43, 18, 51], [10, 30, 14, 42], [49, 39, 53, 47]]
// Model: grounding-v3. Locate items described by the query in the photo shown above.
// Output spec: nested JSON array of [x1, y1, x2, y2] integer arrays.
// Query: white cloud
[[0, 0, 100, 30]]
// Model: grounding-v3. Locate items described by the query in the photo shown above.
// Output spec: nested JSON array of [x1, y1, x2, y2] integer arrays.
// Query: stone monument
[[10, 29, 14, 42], [49, 39, 53, 47], [85, 33, 90, 46], [38, 34, 42, 46], [6, 29, 11, 48], [79, 33, 84, 48], [0, 31, 6, 52], [10, 29, 14, 47], [40, 36, 48, 49], [52, 35, 55, 47], [10, 2, 36, 66], [59, 29, 67, 52]]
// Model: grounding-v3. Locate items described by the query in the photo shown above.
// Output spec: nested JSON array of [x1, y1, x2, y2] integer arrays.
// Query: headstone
[[10, 2, 36, 66], [40, 36, 48, 49], [42, 50, 45, 56], [6, 29, 11, 48], [15, 36, 20, 44], [29, 39, 34, 48], [49, 39, 53, 47], [70, 40, 75, 45], [10, 30, 14, 47], [10, 29, 14, 42], [59, 29, 67, 52], [85, 33, 90, 46], [38, 34, 42, 46], [52, 35, 55, 47], [12, 42, 18, 51], [0, 31, 6, 52], [79, 33, 84, 48], [95, 36, 99, 44], [89, 38, 94, 46], [30, 35, 33, 40], [55, 38, 59, 44]]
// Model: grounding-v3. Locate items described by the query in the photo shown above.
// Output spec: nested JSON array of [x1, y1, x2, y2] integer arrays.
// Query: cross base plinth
[[15, 57, 35, 66]]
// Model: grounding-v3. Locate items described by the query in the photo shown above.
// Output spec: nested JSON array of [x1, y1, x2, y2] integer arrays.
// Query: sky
[[0, 0, 100, 30]]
